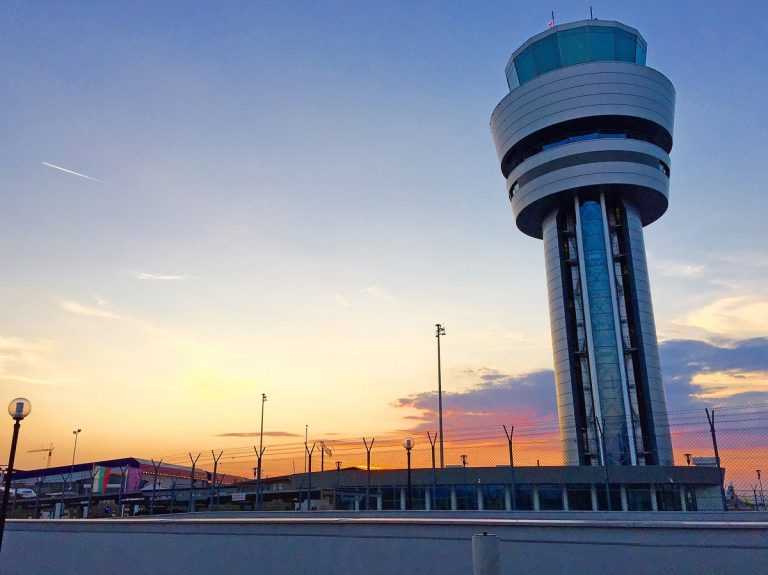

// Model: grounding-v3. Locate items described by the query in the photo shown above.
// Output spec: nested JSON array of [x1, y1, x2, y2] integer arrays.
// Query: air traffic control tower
[[490, 20, 675, 467]]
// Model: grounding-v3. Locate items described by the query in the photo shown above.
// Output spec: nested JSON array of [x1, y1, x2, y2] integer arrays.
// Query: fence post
[[363, 437, 374, 511], [472, 532, 501, 575]]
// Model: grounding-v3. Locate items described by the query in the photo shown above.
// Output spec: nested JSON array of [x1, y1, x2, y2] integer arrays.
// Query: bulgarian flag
[[91, 466, 111, 494]]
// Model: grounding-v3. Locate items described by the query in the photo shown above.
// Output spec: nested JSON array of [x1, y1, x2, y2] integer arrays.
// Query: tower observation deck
[[490, 20, 675, 466]]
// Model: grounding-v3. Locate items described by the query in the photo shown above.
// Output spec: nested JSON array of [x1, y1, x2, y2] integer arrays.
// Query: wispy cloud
[[135, 272, 188, 281], [362, 285, 395, 302], [334, 293, 352, 307], [216, 431, 301, 438], [42, 162, 103, 183], [0, 336, 64, 387], [653, 260, 706, 278], [60, 300, 121, 320]]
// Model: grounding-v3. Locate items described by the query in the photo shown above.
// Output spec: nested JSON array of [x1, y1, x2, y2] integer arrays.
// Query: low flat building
[[248, 464, 725, 512]]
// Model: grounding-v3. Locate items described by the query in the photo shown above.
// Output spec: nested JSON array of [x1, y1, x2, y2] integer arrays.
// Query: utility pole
[[435, 323, 446, 468], [757, 470, 765, 511], [254, 445, 266, 511], [705, 408, 728, 511], [150, 459, 162, 515], [188, 452, 201, 513], [363, 437, 374, 510]]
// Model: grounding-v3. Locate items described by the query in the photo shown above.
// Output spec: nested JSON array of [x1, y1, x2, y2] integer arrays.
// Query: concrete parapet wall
[[2, 513, 767, 575]]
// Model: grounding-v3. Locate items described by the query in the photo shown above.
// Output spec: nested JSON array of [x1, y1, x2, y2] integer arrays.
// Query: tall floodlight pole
[[435, 323, 446, 468], [69, 428, 82, 493], [257, 393, 267, 510], [0, 398, 32, 553]]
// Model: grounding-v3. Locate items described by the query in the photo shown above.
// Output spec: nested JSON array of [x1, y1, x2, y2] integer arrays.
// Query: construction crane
[[28, 443, 55, 469]]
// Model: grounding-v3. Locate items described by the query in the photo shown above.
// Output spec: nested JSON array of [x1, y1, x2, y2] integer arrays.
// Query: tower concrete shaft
[[490, 20, 674, 466]]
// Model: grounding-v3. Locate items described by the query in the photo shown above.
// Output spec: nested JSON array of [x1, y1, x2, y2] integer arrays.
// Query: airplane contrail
[[41, 162, 103, 182]]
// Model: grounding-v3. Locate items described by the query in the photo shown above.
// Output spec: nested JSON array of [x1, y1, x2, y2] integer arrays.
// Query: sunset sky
[[2, 2, 767, 479]]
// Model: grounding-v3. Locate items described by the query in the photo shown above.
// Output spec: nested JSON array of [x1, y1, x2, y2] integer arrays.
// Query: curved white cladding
[[625, 203, 674, 465], [490, 61, 675, 164], [507, 138, 670, 237]]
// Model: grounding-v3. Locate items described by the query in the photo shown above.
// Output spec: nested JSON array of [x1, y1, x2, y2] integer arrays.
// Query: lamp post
[[257, 393, 267, 510], [403, 438, 414, 510], [0, 398, 32, 552], [435, 324, 446, 468], [70, 428, 82, 494]]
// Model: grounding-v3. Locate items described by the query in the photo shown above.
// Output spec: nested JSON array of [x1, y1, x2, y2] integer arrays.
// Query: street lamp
[[70, 428, 82, 493], [403, 438, 414, 510], [0, 398, 32, 552]]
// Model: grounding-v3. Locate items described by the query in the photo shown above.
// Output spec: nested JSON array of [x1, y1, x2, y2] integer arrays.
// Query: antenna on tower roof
[[548, 10, 555, 28], [590, 6, 595, 20]]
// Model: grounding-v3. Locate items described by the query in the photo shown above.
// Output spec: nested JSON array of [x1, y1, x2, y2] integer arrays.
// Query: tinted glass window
[[558, 27, 590, 66], [615, 29, 637, 62], [433, 486, 451, 510], [510, 26, 644, 87], [381, 487, 400, 510], [532, 34, 561, 75], [455, 485, 478, 510], [567, 484, 594, 511], [514, 48, 537, 85], [590, 26, 615, 60], [627, 485, 652, 511], [596, 484, 623, 511], [656, 485, 682, 511], [514, 484, 534, 510], [636, 41, 647, 65], [482, 485, 506, 510], [538, 485, 564, 510]]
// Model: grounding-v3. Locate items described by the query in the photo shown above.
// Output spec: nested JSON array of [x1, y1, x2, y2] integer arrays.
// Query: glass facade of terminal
[[508, 25, 647, 88]]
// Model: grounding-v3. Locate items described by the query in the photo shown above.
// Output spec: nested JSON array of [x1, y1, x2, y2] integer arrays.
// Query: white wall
[[2, 515, 766, 575]]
